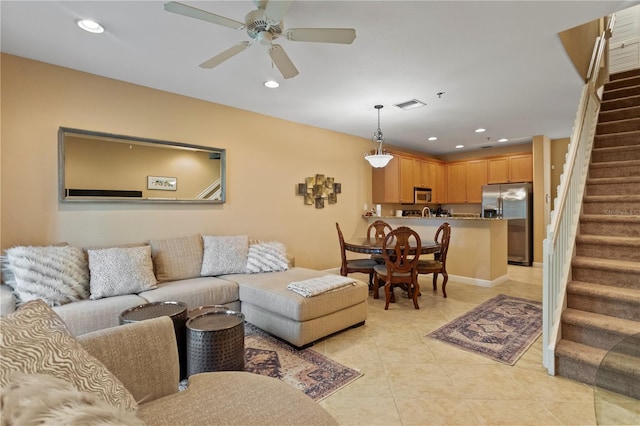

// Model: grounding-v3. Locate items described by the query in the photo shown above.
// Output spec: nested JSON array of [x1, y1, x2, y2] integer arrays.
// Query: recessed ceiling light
[[264, 80, 279, 88], [475, 128, 486, 133], [455, 144, 464, 149], [76, 19, 105, 34], [498, 138, 508, 142], [428, 136, 438, 141]]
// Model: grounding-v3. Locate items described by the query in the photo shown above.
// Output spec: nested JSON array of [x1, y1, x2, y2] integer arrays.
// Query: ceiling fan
[[164, 1, 356, 79]]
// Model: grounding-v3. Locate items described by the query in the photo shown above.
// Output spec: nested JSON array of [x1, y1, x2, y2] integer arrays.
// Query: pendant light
[[364, 105, 393, 168]]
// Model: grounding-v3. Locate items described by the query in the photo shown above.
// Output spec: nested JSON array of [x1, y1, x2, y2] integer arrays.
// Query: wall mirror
[[59, 127, 225, 203]]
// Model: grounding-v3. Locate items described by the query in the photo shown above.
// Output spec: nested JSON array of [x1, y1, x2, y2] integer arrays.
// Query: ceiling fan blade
[[264, 0, 293, 23], [164, 1, 245, 30], [285, 28, 356, 44], [268, 44, 299, 79], [199, 42, 251, 69]]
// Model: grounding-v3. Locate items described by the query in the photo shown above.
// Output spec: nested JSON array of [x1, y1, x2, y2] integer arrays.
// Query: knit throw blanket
[[287, 275, 356, 298]]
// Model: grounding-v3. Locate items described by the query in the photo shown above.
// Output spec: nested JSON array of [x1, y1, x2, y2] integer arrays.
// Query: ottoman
[[222, 267, 368, 348]]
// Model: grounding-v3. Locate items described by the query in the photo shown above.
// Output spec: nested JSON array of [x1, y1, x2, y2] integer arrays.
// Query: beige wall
[[0, 54, 373, 271], [550, 138, 571, 209]]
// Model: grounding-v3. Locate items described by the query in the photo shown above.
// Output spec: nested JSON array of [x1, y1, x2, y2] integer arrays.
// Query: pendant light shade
[[365, 105, 393, 168]]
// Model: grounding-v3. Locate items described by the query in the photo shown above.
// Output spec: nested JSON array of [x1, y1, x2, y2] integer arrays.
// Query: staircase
[[554, 68, 640, 399]]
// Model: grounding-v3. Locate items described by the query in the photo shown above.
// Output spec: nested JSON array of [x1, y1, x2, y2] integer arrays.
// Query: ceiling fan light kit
[[164, 1, 356, 80], [365, 105, 393, 168]]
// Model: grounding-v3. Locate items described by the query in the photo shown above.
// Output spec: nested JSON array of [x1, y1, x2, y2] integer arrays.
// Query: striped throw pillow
[[0, 300, 138, 411], [246, 241, 289, 273]]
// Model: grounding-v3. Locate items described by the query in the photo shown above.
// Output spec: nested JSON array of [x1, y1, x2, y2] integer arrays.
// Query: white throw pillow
[[3, 245, 89, 306], [201, 235, 249, 276], [246, 241, 289, 273], [87, 246, 157, 299]]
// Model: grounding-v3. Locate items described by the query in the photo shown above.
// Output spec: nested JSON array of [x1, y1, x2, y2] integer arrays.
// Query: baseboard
[[448, 274, 509, 287]]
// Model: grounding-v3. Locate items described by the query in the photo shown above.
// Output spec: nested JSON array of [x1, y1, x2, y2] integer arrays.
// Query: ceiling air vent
[[394, 99, 426, 111]]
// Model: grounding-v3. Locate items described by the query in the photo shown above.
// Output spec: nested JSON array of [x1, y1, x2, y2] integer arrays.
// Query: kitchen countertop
[[363, 215, 502, 221]]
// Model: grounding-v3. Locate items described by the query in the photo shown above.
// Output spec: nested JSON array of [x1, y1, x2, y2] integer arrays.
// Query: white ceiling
[[2, 1, 637, 155]]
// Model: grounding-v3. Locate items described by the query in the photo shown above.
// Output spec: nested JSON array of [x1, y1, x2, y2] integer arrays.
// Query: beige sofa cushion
[[0, 300, 138, 411], [149, 234, 203, 282], [137, 371, 338, 426]]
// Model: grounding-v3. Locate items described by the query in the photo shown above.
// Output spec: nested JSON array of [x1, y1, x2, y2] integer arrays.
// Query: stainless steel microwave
[[414, 187, 432, 204]]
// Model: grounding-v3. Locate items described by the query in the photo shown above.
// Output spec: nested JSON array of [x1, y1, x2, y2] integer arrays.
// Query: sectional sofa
[[0, 300, 338, 425], [0, 233, 368, 347]]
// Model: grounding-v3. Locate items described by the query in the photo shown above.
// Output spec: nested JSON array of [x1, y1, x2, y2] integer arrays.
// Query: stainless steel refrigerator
[[481, 182, 533, 266]]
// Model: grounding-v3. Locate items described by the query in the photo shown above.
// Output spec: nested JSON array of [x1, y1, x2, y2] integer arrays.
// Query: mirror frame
[[58, 127, 226, 204]]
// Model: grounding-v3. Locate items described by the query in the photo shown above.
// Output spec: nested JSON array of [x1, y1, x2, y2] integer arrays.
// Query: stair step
[[598, 105, 640, 123], [582, 194, 640, 215], [586, 176, 640, 196], [575, 234, 640, 261], [594, 131, 640, 149], [603, 85, 640, 101], [600, 94, 640, 111], [591, 143, 640, 162], [555, 340, 604, 385], [567, 281, 640, 321], [610, 68, 640, 81], [588, 158, 640, 178], [572, 256, 640, 289], [596, 118, 640, 136], [556, 339, 640, 399], [605, 74, 640, 91], [580, 214, 640, 237], [561, 308, 640, 350]]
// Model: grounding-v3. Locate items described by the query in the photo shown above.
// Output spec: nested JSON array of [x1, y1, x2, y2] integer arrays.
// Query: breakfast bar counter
[[364, 216, 508, 286]]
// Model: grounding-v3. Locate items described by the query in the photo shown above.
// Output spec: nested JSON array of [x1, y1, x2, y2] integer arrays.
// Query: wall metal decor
[[297, 174, 341, 208]]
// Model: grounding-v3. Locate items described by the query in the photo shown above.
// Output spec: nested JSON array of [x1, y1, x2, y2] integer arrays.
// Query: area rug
[[426, 294, 542, 365], [243, 323, 362, 401]]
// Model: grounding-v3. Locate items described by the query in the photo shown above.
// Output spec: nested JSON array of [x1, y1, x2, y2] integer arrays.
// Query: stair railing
[[542, 15, 615, 375], [195, 178, 222, 200]]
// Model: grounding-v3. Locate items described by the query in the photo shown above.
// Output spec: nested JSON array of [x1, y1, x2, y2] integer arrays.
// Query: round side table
[[186, 310, 245, 377], [187, 304, 231, 319], [119, 301, 188, 379]]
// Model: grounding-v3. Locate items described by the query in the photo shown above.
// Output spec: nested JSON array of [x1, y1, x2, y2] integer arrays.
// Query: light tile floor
[[313, 265, 600, 426]]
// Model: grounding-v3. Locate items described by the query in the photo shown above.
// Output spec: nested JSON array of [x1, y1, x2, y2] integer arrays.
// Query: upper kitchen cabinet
[[372, 154, 443, 204], [446, 159, 487, 203], [446, 162, 467, 203], [487, 153, 532, 183], [372, 154, 414, 203], [466, 159, 488, 203]]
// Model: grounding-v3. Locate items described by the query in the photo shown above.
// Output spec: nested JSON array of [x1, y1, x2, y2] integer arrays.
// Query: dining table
[[344, 237, 440, 256]]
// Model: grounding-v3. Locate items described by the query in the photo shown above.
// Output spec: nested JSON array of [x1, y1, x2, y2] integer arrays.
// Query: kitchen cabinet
[[466, 159, 487, 203], [372, 154, 415, 204], [433, 163, 446, 203], [446, 160, 487, 203], [372, 155, 444, 204], [487, 153, 532, 183], [446, 162, 467, 203], [398, 156, 415, 203]]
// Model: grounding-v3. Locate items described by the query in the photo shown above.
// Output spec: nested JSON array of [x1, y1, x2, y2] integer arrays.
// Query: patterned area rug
[[426, 294, 542, 365], [243, 323, 362, 401]]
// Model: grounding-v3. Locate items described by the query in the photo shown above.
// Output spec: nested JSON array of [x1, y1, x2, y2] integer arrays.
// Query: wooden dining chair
[[366, 220, 392, 264], [367, 220, 392, 240], [416, 222, 451, 298], [336, 222, 379, 287], [373, 226, 422, 310]]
